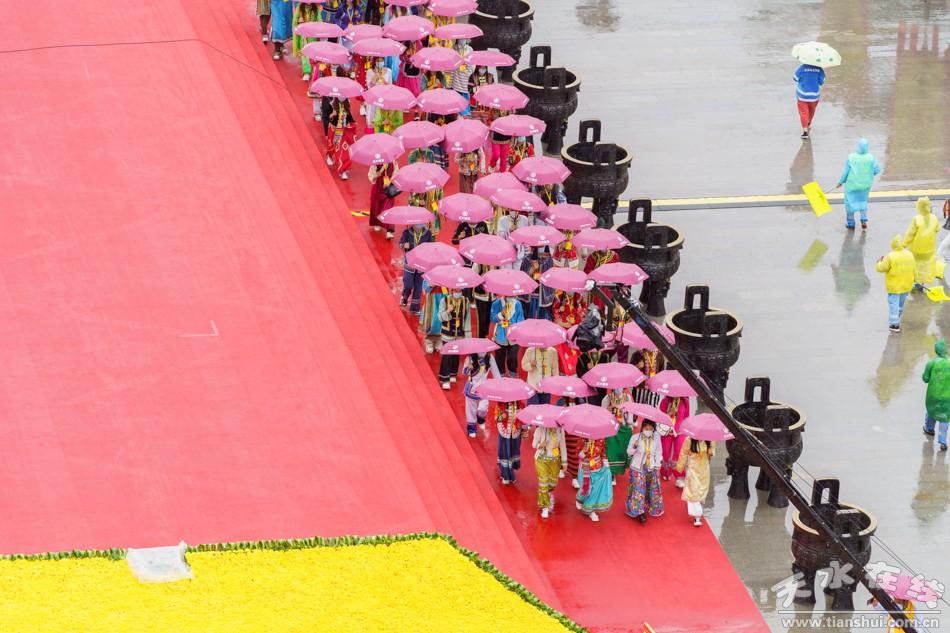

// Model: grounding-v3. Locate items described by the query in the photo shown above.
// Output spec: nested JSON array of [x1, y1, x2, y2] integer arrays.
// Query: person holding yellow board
[[834, 138, 881, 230], [902, 197, 941, 290], [875, 235, 916, 333]]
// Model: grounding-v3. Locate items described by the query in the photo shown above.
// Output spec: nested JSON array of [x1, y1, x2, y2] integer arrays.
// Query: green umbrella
[[792, 41, 842, 68]]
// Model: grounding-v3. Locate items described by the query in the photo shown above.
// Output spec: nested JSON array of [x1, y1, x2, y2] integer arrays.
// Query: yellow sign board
[[802, 182, 832, 217]]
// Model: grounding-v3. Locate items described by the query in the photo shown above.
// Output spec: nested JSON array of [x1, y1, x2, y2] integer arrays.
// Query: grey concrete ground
[[526, 1, 949, 631], [532, 0, 950, 199]]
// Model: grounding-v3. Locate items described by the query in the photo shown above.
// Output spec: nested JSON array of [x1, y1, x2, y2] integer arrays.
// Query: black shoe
[[924, 425, 936, 437], [638, 514, 647, 524], [846, 224, 855, 230], [941, 444, 948, 451], [800, 130, 810, 140]]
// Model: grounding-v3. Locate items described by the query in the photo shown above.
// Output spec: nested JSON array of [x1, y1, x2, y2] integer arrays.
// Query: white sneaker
[[262, 35, 269, 43], [302, 73, 311, 82], [340, 171, 349, 181], [441, 381, 450, 390], [272, 51, 281, 61], [572, 479, 580, 489], [541, 508, 549, 519], [449, 376, 457, 383], [675, 478, 685, 489], [589, 512, 599, 523], [501, 478, 511, 485], [575, 501, 583, 510], [315, 113, 322, 122], [558, 469, 565, 479], [424, 341, 434, 354], [468, 431, 476, 438], [385, 230, 394, 240], [612, 479, 616, 486], [693, 517, 702, 527], [372, 226, 382, 232], [326, 155, 334, 166]]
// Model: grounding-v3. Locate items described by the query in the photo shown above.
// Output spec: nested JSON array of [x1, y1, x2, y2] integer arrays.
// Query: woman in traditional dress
[[575, 438, 612, 522], [292, 1, 320, 80], [418, 280, 444, 354], [468, 66, 494, 123], [399, 223, 432, 313], [396, 40, 423, 100], [584, 248, 619, 313], [462, 353, 499, 438], [269, 0, 294, 60], [368, 161, 398, 239], [675, 438, 714, 526], [495, 401, 525, 484], [521, 345, 558, 405], [532, 424, 567, 519], [327, 98, 356, 180], [534, 183, 566, 207], [659, 394, 689, 486], [365, 58, 394, 132], [625, 419, 664, 524], [257, 0, 271, 43], [490, 295, 524, 377], [602, 388, 633, 481], [470, 263, 493, 338], [450, 39, 474, 116], [552, 290, 587, 329], [507, 135, 535, 170], [437, 289, 471, 389], [552, 230, 580, 269], [373, 107, 404, 134], [630, 348, 666, 406], [456, 146, 486, 194]]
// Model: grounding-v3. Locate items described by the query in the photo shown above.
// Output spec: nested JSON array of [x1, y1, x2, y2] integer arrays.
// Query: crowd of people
[[252, 0, 723, 527]]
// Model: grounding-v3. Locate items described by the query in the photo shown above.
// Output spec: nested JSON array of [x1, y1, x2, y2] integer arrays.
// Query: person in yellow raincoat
[[903, 197, 941, 289], [875, 235, 916, 332]]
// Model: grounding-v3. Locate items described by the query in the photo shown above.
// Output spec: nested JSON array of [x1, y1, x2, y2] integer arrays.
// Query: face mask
[[642, 430, 654, 438], [478, 67, 487, 75], [452, 292, 462, 298]]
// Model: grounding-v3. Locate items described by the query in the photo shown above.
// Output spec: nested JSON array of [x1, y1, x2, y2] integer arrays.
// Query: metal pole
[[596, 286, 918, 633]]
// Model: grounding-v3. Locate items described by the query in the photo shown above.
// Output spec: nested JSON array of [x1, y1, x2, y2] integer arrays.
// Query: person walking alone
[[794, 62, 825, 139], [874, 235, 915, 333], [903, 197, 941, 290], [834, 138, 881, 230], [922, 339, 950, 451]]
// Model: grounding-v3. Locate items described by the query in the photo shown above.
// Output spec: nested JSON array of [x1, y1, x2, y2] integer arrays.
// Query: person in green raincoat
[[923, 339, 950, 451], [903, 197, 941, 289]]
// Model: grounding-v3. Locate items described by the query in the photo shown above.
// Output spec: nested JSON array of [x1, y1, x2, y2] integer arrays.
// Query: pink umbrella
[[679, 413, 734, 441], [473, 377, 536, 402], [465, 50, 516, 68], [490, 189, 548, 214], [587, 262, 649, 285], [616, 322, 676, 350], [411, 47, 462, 71], [386, 0, 429, 6], [417, 88, 469, 115], [512, 156, 571, 186], [405, 242, 462, 272], [302, 41, 351, 65], [383, 15, 435, 41], [459, 234, 517, 266], [507, 319, 568, 348], [392, 162, 450, 193], [581, 362, 646, 389], [444, 118, 490, 153], [539, 267, 589, 293], [473, 172, 526, 197], [427, 0, 478, 17], [393, 120, 444, 149], [490, 114, 546, 137], [557, 404, 619, 440], [573, 228, 630, 251], [878, 574, 940, 601], [541, 204, 597, 231], [344, 24, 383, 42], [434, 23, 483, 40], [620, 402, 672, 427], [538, 376, 596, 398], [482, 269, 539, 297], [509, 225, 566, 248], [363, 84, 416, 110], [517, 404, 565, 428], [378, 205, 435, 225], [352, 37, 405, 58], [440, 337, 500, 356], [473, 84, 529, 110], [424, 264, 485, 290], [440, 193, 493, 223], [349, 133, 405, 165], [310, 76, 363, 99], [646, 370, 699, 397], [295, 22, 344, 39]]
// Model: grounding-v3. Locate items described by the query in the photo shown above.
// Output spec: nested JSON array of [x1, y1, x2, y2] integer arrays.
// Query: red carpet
[[0, 1, 766, 631]]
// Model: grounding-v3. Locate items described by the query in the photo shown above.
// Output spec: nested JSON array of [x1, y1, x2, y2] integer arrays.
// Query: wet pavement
[[525, 2, 950, 630], [532, 0, 950, 199]]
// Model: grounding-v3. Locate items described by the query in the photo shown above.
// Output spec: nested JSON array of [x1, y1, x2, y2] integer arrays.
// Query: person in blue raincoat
[[834, 138, 881, 230]]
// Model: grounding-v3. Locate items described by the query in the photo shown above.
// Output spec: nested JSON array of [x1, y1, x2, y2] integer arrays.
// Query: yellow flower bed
[[0, 536, 575, 633]]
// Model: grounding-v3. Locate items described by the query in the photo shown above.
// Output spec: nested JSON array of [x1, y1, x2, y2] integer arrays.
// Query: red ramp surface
[[0, 1, 767, 630]]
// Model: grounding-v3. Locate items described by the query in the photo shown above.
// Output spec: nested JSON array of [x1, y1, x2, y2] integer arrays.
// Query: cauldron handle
[[763, 406, 792, 435], [700, 312, 729, 338], [811, 477, 840, 508], [642, 224, 670, 250], [684, 284, 710, 312], [744, 376, 771, 405], [833, 508, 863, 542], [543, 68, 567, 93], [591, 143, 617, 168], [529, 45, 551, 70], [578, 120, 601, 144], [500, 0, 519, 19], [628, 199, 652, 225]]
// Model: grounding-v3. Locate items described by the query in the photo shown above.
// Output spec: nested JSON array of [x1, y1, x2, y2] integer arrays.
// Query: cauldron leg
[[701, 368, 729, 403], [767, 468, 791, 508], [829, 581, 857, 611], [639, 279, 671, 317], [593, 197, 618, 229], [755, 469, 771, 491], [499, 47, 521, 83], [543, 119, 568, 155], [726, 458, 750, 500], [792, 563, 817, 605]]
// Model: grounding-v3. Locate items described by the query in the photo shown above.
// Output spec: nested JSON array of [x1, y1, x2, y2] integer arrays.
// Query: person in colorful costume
[[419, 281, 444, 354], [659, 394, 690, 486], [575, 438, 612, 522], [470, 263, 493, 338], [292, 1, 320, 80], [922, 339, 950, 451], [468, 66, 494, 123], [399, 223, 432, 313], [269, 0, 294, 60], [532, 424, 567, 519], [603, 388, 633, 479], [521, 345, 558, 405], [834, 138, 881, 230], [256, 0, 271, 43], [625, 419, 664, 523], [495, 402, 526, 484], [368, 161, 398, 239], [366, 58, 394, 132], [373, 107, 404, 134], [584, 248, 619, 312], [631, 348, 666, 406], [326, 98, 356, 180], [552, 230, 580, 269], [552, 290, 587, 329], [437, 289, 471, 389], [456, 146, 486, 194], [902, 197, 941, 289], [490, 296, 525, 377], [462, 353, 499, 438], [675, 438, 714, 527]]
